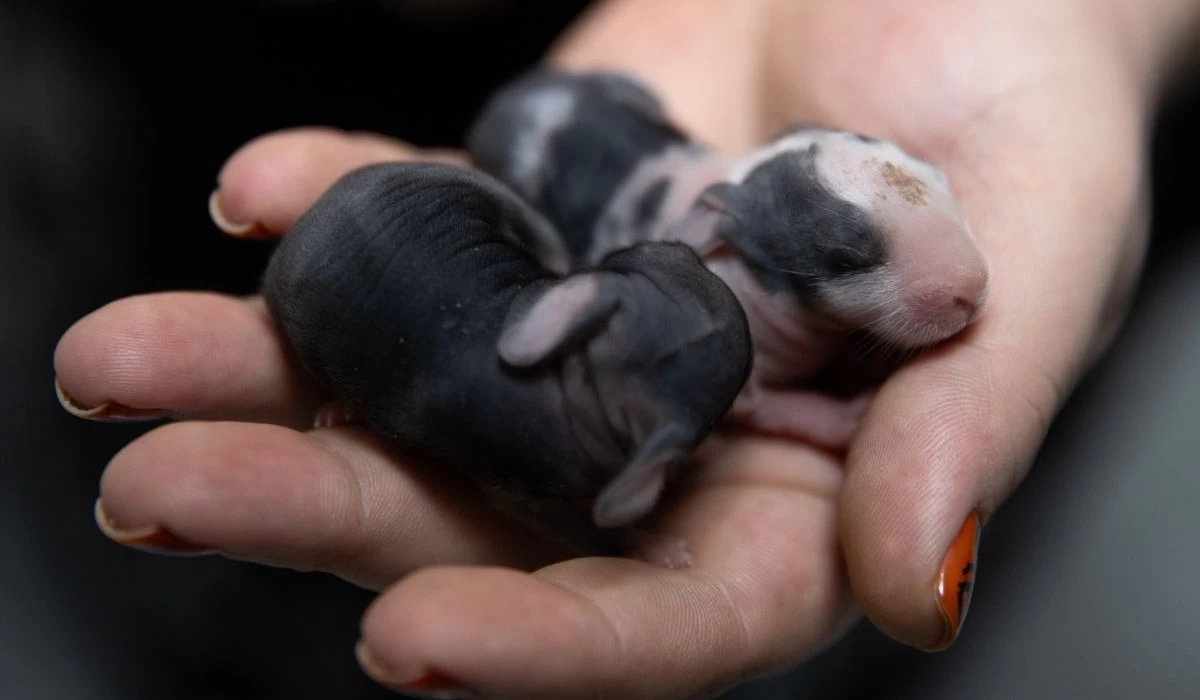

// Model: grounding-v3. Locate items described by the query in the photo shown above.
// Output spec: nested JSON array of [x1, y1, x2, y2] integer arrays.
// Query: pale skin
[[53, 0, 1200, 698]]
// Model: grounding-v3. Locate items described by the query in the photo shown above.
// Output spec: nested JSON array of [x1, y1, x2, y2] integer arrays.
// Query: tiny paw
[[313, 400, 358, 429], [844, 389, 877, 421], [625, 529, 693, 569]]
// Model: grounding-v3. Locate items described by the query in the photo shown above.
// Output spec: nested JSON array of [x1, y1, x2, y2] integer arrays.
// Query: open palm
[[55, 1, 1170, 697]]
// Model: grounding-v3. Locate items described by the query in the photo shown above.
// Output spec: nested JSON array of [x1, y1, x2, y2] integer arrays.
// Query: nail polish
[[396, 671, 474, 699], [930, 509, 981, 651], [94, 499, 214, 556], [355, 641, 472, 699], [55, 378, 169, 423]]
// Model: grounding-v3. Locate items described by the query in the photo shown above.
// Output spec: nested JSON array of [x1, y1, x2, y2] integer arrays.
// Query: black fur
[[712, 145, 888, 300], [632, 177, 670, 231], [467, 68, 690, 257], [470, 69, 891, 305]]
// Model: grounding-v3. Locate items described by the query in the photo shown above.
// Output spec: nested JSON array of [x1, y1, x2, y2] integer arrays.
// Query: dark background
[[4, 2, 1197, 698]]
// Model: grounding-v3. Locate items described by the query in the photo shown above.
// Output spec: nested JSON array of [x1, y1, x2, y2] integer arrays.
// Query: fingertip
[[213, 127, 426, 236], [93, 496, 217, 556], [841, 497, 985, 653], [96, 420, 367, 566], [361, 566, 615, 699], [53, 375, 169, 423], [213, 127, 345, 236], [838, 349, 1001, 651], [98, 420, 304, 523], [353, 638, 439, 694], [208, 188, 265, 238], [52, 294, 165, 418], [52, 303, 92, 392], [51, 291, 322, 426]]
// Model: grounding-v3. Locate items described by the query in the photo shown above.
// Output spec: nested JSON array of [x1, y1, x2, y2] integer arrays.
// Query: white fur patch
[[727, 131, 824, 184], [509, 88, 577, 198], [729, 129, 953, 214], [589, 144, 728, 263]]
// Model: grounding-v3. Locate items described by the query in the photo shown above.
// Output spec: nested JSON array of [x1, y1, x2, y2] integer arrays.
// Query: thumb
[[840, 334, 1058, 651], [839, 108, 1149, 650]]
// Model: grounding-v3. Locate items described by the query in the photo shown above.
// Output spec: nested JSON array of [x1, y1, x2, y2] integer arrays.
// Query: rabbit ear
[[495, 192, 577, 276], [663, 182, 747, 257], [696, 181, 755, 226], [498, 273, 621, 368], [592, 422, 695, 528]]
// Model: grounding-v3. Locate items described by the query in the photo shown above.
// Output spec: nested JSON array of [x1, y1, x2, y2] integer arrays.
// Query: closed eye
[[824, 247, 879, 276]]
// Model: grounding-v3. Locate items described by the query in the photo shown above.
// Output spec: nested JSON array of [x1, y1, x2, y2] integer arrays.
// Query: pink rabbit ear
[[497, 272, 620, 368], [592, 422, 694, 528], [663, 182, 745, 257]]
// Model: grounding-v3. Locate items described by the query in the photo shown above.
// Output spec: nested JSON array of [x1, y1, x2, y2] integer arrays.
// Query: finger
[[95, 420, 556, 589], [209, 126, 464, 238], [57, 131, 465, 426], [358, 438, 860, 700], [53, 291, 324, 428], [840, 103, 1147, 650]]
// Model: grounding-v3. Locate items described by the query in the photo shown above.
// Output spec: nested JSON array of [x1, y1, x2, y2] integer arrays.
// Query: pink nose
[[907, 275, 987, 337]]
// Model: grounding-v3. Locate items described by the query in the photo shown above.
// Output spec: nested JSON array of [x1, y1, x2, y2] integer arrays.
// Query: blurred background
[[4, 1, 1197, 698]]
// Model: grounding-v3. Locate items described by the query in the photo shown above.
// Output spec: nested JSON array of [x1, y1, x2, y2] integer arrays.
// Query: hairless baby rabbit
[[261, 161, 751, 560], [467, 68, 990, 449]]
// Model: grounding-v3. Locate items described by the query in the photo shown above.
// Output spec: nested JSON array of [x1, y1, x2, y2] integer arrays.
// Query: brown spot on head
[[880, 161, 929, 206]]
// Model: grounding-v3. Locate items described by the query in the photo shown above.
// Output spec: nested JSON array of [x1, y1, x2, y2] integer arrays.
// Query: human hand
[[54, 0, 1195, 697]]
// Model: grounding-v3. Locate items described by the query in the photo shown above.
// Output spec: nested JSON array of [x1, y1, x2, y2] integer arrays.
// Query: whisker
[[770, 265, 814, 279]]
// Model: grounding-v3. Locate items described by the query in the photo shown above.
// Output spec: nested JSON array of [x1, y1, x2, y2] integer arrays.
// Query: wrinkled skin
[[53, 0, 1195, 698], [466, 67, 993, 450], [261, 161, 751, 555]]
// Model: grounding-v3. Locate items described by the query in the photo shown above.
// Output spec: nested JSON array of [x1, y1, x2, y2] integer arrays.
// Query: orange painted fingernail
[[929, 509, 982, 651], [94, 499, 214, 556], [55, 378, 169, 423], [398, 671, 473, 699], [355, 640, 472, 698]]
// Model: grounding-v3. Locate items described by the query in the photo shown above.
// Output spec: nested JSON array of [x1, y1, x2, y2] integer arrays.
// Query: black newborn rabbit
[[261, 162, 752, 558]]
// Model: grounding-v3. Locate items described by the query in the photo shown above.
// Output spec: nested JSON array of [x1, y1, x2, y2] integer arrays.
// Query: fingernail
[[355, 640, 472, 699], [94, 498, 215, 556], [929, 509, 982, 651], [208, 189, 266, 237], [55, 378, 169, 423]]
